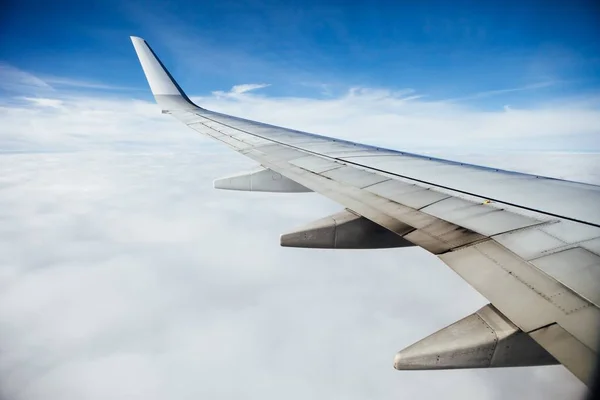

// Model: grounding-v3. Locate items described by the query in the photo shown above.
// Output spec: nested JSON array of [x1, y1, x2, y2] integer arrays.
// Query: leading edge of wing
[[130, 36, 199, 111]]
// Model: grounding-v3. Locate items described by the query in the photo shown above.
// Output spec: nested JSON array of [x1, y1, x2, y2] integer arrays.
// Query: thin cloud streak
[[230, 83, 270, 94], [0, 64, 140, 95], [42, 76, 140, 91], [0, 63, 54, 92], [212, 83, 272, 98], [445, 81, 558, 102], [22, 97, 64, 108]]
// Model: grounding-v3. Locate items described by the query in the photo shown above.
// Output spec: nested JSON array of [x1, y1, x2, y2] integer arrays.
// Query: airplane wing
[[130, 36, 600, 385]]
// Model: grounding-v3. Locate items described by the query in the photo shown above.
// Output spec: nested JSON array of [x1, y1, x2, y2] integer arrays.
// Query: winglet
[[130, 36, 198, 111]]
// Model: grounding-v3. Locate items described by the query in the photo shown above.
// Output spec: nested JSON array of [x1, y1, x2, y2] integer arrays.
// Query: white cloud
[[212, 83, 271, 98], [41, 76, 137, 91], [0, 95, 202, 153], [230, 83, 270, 94], [0, 64, 54, 93], [23, 97, 64, 108], [3, 85, 598, 154], [0, 152, 586, 400], [0, 88, 595, 399], [189, 86, 600, 152], [0, 64, 136, 96], [447, 81, 557, 101]]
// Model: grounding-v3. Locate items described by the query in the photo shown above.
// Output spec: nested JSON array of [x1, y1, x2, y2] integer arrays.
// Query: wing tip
[[130, 35, 199, 110], [130, 35, 145, 43]]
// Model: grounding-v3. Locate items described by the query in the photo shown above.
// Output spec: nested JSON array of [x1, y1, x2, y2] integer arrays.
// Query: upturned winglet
[[130, 36, 198, 111]]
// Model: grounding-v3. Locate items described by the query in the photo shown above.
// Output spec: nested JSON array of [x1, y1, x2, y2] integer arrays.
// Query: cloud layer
[[2, 85, 600, 155], [0, 87, 596, 399], [0, 151, 586, 400]]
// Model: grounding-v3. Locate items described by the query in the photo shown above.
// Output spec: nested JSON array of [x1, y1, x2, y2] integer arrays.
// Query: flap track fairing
[[394, 304, 558, 370], [281, 209, 415, 249], [214, 167, 312, 193]]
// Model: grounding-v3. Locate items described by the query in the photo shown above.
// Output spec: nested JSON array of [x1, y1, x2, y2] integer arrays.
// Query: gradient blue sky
[[1, 0, 599, 108]]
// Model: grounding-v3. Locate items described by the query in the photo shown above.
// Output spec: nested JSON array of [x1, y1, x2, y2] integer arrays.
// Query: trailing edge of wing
[[130, 36, 197, 111]]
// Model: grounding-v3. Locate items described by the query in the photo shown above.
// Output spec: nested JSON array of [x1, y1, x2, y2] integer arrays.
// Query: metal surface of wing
[[130, 36, 600, 384]]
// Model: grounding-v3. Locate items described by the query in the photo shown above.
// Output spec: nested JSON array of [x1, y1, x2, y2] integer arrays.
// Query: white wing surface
[[131, 36, 600, 384]]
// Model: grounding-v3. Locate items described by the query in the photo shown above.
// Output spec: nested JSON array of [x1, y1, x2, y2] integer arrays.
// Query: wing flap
[[421, 197, 545, 235], [529, 324, 597, 385], [280, 209, 414, 249], [439, 241, 599, 346]]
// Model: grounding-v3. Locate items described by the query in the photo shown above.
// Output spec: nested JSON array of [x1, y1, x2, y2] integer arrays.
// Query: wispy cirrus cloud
[[22, 97, 64, 108], [230, 83, 270, 94], [212, 83, 271, 98], [42, 76, 139, 91], [446, 81, 558, 102], [0, 63, 139, 96], [0, 63, 54, 93]]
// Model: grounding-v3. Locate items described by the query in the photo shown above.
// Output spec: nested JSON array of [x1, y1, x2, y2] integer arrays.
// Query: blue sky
[[1, 0, 599, 107]]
